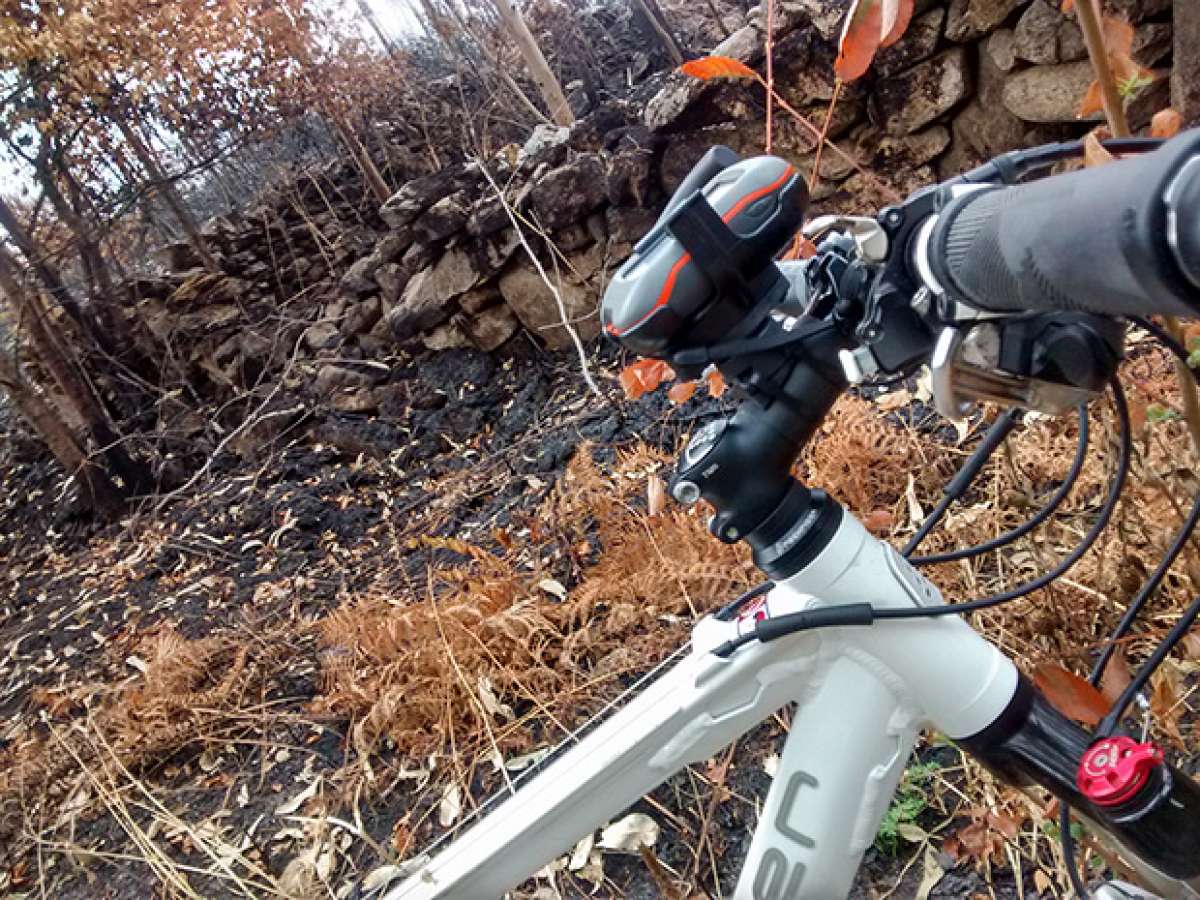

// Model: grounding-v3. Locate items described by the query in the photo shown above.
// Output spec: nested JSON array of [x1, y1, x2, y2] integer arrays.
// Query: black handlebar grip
[[926, 130, 1200, 320]]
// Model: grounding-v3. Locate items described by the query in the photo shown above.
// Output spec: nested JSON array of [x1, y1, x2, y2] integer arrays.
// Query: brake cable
[[908, 405, 1090, 565]]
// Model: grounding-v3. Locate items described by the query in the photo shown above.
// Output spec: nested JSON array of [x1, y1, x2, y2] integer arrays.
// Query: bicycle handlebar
[[923, 131, 1200, 320]]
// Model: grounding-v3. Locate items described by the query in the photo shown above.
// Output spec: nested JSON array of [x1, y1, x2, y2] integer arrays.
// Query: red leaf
[[835, 0, 885, 82], [782, 234, 819, 260], [1078, 80, 1104, 118], [1152, 108, 1184, 139], [1033, 664, 1109, 726], [705, 368, 728, 398], [1101, 15, 1135, 56], [679, 56, 758, 81], [1061, 0, 1074, 10], [619, 359, 675, 399], [880, 0, 915, 48], [667, 380, 698, 404]]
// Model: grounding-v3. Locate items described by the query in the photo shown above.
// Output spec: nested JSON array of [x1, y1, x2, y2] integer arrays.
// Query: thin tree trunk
[[0, 349, 124, 512], [0, 194, 96, 339], [331, 114, 392, 203], [631, 0, 685, 65], [114, 115, 221, 272], [489, 0, 575, 126], [0, 246, 147, 494]]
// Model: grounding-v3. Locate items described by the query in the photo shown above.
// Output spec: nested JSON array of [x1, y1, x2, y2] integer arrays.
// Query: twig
[[810, 79, 844, 191], [765, 0, 775, 154], [756, 78, 902, 204], [474, 158, 604, 399], [150, 333, 306, 515], [1073, 0, 1130, 137]]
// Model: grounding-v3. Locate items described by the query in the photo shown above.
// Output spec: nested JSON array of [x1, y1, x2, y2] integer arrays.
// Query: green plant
[[875, 760, 941, 854]]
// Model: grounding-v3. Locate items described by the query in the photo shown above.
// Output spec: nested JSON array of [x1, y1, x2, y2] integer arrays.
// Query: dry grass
[[312, 444, 756, 763]]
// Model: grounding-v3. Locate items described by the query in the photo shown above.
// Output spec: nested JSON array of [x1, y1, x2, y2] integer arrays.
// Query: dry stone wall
[[124, 0, 1193, 439]]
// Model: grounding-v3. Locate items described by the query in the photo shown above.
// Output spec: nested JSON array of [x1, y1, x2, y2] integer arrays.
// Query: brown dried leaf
[[864, 508, 895, 534], [1033, 663, 1109, 726], [1084, 130, 1115, 167], [647, 476, 667, 517], [1078, 80, 1104, 118], [1099, 651, 1133, 705], [835, 0, 884, 82]]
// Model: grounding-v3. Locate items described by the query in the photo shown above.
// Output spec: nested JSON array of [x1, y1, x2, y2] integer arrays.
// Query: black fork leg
[[959, 677, 1200, 884]]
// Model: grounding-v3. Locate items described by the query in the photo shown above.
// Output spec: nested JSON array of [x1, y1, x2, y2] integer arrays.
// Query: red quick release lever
[[1077, 736, 1164, 807]]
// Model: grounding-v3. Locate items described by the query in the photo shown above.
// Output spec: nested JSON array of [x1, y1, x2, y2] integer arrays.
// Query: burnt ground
[[0, 334, 1127, 900]]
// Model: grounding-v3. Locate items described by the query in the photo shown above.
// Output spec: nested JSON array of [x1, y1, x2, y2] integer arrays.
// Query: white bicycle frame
[[388, 511, 1020, 899]]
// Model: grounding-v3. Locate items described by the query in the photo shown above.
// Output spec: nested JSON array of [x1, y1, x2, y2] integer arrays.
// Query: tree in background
[[488, 0, 574, 126]]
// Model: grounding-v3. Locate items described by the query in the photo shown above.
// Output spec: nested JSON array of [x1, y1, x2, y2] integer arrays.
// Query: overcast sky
[[359, 0, 423, 43]]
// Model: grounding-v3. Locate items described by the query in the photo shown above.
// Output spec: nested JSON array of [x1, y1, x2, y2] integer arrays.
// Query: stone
[[713, 20, 764, 58], [462, 305, 519, 352], [385, 248, 482, 341], [1134, 23, 1174, 66], [767, 0, 844, 40], [375, 263, 407, 304], [469, 230, 521, 282], [498, 264, 601, 350], [1110, 0, 1171, 20], [304, 321, 340, 352], [875, 8, 946, 78], [1013, 1, 1062, 65], [519, 124, 571, 166], [380, 170, 457, 229], [585, 212, 608, 246], [341, 297, 382, 336], [530, 156, 608, 231], [340, 256, 381, 296], [605, 149, 655, 207], [314, 365, 373, 396], [1001, 61, 1100, 123], [946, 0, 1027, 42], [458, 284, 504, 315], [401, 241, 437, 278], [877, 126, 952, 167], [986, 28, 1017, 71], [413, 192, 470, 243], [1174, 0, 1200, 124], [553, 224, 593, 253], [422, 320, 473, 352], [372, 231, 412, 265], [606, 206, 658, 245], [876, 48, 972, 135], [329, 388, 378, 414], [644, 76, 710, 132], [466, 199, 511, 238]]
